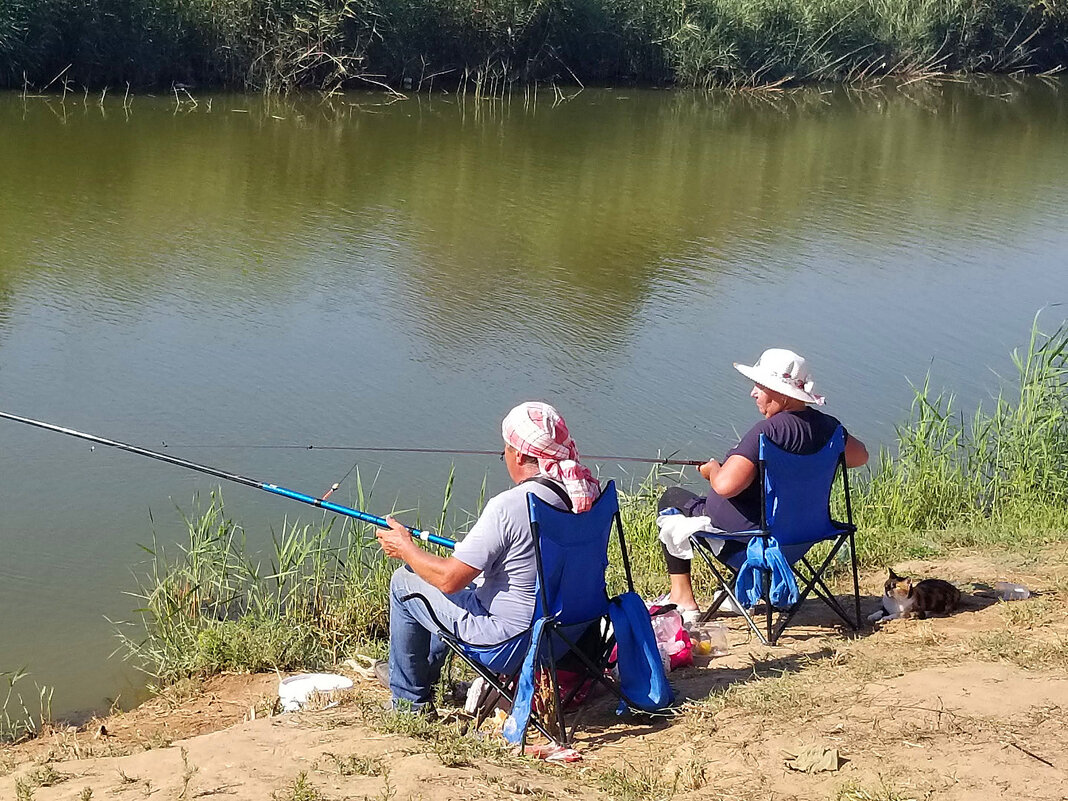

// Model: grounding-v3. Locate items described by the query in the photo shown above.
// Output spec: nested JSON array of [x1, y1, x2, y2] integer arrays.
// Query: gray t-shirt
[[451, 479, 569, 641]]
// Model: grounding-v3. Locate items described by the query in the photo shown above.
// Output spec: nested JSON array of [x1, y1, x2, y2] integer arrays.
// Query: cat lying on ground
[[867, 568, 961, 622]]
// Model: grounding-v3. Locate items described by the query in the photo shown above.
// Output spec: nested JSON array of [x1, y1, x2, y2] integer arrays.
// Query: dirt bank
[[4, 548, 1067, 800]]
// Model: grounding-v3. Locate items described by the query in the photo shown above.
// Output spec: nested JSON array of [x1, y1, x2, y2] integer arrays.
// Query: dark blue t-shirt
[[704, 408, 844, 532]]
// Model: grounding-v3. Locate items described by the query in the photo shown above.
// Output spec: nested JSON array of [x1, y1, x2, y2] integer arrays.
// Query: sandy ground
[[3, 548, 1067, 801]]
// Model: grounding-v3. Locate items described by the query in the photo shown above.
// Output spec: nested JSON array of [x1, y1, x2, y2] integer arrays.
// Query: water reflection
[[2, 81, 1065, 365]]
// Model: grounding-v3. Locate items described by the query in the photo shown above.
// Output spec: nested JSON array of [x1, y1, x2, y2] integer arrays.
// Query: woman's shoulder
[[800, 407, 842, 427], [766, 408, 843, 441]]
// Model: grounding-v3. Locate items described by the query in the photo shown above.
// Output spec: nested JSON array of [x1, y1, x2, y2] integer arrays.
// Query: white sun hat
[[733, 348, 825, 405]]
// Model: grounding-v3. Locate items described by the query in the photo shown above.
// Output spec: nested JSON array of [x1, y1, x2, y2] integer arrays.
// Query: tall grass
[[119, 485, 394, 683], [1, 669, 52, 743], [118, 471, 475, 683], [1, 0, 1065, 91], [857, 313, 1068, 536]]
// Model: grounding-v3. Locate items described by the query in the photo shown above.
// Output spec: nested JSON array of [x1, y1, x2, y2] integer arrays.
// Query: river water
[[0, 80, 1066, 720]]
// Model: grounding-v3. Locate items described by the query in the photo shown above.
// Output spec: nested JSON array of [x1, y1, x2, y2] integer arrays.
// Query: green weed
[[595, 760, 675, 801], [0, 670, 52, 744], [26, 764, 67, 787], [836, 778, 927, 801], [274, 770, 326, 801], [323, 752, 385, 776]]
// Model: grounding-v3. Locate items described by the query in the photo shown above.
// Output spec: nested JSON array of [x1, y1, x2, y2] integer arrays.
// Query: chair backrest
[[759, 426, 847, 551], [527, 480, 618, 627]]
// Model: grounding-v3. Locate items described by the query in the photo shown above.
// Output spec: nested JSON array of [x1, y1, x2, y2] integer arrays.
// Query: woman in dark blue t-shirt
[[659, 348, 868, 621]]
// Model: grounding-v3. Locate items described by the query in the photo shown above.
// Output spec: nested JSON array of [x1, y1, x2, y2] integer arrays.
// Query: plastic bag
[[649, 608, 693, 671]]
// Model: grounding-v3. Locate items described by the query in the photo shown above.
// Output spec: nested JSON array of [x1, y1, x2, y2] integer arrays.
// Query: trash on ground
[[784, 744, 841, 773], [689, 622, 730, 657], [523, 742, 583, 762], [342, 653, 377, 679], [994, 581, 1031, 601], [278, 673, 354, 712]]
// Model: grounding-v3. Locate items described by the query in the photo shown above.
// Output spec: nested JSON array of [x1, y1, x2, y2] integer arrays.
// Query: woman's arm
[[844, 434, 869, 468], [708, 454, 757, 499]]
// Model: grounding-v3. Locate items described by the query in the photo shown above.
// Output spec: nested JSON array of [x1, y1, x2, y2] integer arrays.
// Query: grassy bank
[[1, 0, 1066, 92]]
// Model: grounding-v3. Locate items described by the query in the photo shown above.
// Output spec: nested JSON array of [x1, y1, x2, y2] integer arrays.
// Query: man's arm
[[376, 516, 480, 594]]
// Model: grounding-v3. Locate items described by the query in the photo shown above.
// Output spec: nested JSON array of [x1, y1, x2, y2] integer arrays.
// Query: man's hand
[[376, 516, 415, 560], [376, 516, 481, 594]]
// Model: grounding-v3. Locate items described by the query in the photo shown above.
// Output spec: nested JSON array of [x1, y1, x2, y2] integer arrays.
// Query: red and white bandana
[[502, 402, 601, 513]]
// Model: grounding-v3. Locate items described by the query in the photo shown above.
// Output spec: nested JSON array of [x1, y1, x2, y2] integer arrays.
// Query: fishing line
[[320, 456, 361, 501], [156, 442, 706, 467], [0, 410, 455, 549]]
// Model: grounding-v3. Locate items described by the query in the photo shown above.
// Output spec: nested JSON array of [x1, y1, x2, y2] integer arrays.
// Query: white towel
[[656, 513, 724, 560]]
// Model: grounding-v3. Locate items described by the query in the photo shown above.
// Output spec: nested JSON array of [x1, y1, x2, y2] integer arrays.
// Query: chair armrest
[[691, 528, 764, 541], [830, 520, 857, 534], [400, 592, 455, 636], [400, 592, 537, 650]]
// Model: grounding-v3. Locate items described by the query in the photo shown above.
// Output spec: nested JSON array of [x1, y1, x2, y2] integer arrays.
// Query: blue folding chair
[[691, 426, 861, 646], [402, 480, 671, 747]]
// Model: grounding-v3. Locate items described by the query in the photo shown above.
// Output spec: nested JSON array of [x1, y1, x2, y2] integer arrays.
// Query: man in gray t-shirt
[[376, 401, 600, 712]]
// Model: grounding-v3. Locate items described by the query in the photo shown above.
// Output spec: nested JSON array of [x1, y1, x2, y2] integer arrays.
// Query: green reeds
[[118, 470, 474, 683], [1, 668, 53, 743], [119, 496, 388, 683], [2, 0, 1066, 92], [856, 312, 1068, 537]]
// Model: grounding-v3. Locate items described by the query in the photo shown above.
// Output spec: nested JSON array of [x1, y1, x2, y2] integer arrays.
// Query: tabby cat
[[867, 568, 961, 622]]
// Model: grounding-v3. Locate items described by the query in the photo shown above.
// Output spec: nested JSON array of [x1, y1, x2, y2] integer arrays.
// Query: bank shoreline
[[3, 0, 1066, 93], [3, 547, 1067, 801]]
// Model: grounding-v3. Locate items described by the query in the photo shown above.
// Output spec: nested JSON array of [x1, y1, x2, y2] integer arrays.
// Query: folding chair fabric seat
[[403, 480, 671, 748], [691, 425, 861, 645]]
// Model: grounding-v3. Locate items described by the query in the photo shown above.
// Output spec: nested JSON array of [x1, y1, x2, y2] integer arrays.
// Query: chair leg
[[851, 532, 862, 628], [799, 555, 857, 628], [538, 639, 569, 746], [763, 569, 773, 645], [769, 537, 859, 643], [692, 540, 771, 645]]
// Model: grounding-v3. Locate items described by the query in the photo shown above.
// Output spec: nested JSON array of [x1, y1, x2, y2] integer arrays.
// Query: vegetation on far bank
[[1, 0, 1066, 93]]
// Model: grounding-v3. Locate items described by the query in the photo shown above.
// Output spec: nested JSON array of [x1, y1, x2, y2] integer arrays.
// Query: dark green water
[[1, 81, 1066, 721]]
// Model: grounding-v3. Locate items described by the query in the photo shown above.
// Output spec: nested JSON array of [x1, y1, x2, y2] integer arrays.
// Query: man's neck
[[513, 465, 543, 484]]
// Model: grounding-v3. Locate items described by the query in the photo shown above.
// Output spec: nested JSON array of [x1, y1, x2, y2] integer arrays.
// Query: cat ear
[[888, 567, 902, 581]]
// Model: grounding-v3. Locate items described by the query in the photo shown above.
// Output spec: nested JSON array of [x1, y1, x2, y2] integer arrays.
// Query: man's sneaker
[[373, 660, 390, 690], [382, 698, 437, 717]]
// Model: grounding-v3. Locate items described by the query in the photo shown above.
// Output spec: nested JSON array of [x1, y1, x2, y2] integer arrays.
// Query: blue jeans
[[388, 566, 486, 709]]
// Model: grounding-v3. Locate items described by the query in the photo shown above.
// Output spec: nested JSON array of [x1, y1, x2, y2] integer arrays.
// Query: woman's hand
[[698, 459, 720, 482], [376, 516, 415, 560]]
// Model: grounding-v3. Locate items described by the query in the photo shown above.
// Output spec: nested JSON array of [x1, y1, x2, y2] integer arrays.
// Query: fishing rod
[[0, 410, 456, 549], [157, 442, 706, 467]]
